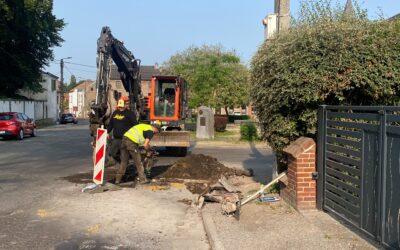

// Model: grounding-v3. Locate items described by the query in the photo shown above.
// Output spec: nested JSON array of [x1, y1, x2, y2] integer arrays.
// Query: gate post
[[378, 107, 387, 242], [316, 105, 327, 210], [281, 137, 317, 210]]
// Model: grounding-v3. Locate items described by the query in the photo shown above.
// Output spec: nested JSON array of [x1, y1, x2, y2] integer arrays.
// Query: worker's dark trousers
[[116, 137, 145, 183], [105, 138, 121, 167]]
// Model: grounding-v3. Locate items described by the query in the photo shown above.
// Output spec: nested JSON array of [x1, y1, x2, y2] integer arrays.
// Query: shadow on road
[[242, 141, 275, 184]]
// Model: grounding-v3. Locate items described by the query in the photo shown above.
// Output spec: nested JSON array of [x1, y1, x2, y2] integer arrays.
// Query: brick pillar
[[280, 137, 316, 210]]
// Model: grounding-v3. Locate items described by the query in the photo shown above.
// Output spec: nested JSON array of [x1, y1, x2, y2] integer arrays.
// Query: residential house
[[109, 64, 161, 98], [68, 80, 96, 118], [19, 71, 59, 120]]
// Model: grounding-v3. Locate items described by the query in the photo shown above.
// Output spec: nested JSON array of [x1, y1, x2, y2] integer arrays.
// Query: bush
[[214, 115, 228, 132], [36, 118, 56, 128], [240, 123, 258, 141], [228, 115, 249, 123], [251, 1, 400, 157]]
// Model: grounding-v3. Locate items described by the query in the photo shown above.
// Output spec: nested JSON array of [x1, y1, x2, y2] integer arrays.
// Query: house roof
[[388, 13, 400, 22], [69, 80, 95, 92], [41, 71, 58, 79], [110, 65, 160, 81]]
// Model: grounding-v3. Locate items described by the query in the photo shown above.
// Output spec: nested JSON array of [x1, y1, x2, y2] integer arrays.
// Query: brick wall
[[280, 137, 316, 210]]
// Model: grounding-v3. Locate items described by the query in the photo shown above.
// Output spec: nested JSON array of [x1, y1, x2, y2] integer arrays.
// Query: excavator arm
[[90, 26, 142, 136]]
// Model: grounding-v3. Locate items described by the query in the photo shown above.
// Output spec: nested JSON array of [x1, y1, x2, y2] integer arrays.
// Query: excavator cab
[[148, 75, 189, 156], [150, 76, 186, 122]]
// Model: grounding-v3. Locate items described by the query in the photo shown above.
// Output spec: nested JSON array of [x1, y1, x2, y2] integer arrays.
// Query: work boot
[[137, 177, 150, 185], [115, 174, 122, 184]]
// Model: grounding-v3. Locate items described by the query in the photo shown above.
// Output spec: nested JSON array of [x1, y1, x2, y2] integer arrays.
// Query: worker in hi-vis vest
[[115, 121, 161, 184]]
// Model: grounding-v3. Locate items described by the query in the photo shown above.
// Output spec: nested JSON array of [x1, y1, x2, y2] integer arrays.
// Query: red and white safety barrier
[[93, 127, 107, 185]]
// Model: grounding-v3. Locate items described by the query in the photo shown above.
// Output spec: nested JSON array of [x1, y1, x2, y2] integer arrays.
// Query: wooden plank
[[327, 128, 362, 139], [327, 120, 379, 132], [326, 175, 360, 195], [326, 167, 360, 186], [326, 143, 361, 158], [326, 182, 360, 206], [327, 112, 379, 121], [325, 199, 360, 224], [326, 159, 360, 177], [218, 176, 239, 193], [326, 151, 361, 167], [326, 191, 359, 215], [327, 136, 361, 149]]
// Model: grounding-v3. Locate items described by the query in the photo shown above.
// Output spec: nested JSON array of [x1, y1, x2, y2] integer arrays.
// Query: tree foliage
[[66, 75, 77, 91], [251, 0, 400, 155], [162, 45, 250, 111], [0, 0, 64, 97]]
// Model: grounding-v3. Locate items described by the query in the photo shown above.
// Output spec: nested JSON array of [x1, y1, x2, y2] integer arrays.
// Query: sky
[[46, 0, 400, 82]]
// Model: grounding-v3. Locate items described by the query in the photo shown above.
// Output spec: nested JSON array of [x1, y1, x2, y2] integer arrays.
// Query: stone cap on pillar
[[283, 137, 315, 158]]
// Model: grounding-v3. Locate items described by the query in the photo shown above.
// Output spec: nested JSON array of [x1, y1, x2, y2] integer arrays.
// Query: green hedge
[[251, 2, 400, 168], [240, 123, 258, 141]]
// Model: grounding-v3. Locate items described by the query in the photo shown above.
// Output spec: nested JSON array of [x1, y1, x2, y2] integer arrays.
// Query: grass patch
[[36, 118, 56, 129]]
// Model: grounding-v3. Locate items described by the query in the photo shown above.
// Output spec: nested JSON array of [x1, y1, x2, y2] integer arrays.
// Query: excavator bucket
[[151, 131, 190, 148]]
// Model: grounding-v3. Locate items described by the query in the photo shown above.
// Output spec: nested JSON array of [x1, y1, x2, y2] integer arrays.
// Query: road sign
[[93, 127, 107, 185]]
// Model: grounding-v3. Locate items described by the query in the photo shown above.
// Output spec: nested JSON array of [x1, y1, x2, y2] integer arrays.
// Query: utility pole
[[59, 57, 71, 117], [60, 59, 64, 116]]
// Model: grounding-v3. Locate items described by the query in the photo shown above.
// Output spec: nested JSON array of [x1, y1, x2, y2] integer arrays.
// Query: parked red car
[[0, 112, 36, 140]]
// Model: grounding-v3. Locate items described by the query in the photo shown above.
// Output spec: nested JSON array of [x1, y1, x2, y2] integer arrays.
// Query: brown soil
[[61, 154, 240, 194], [60, 167, 135, 185], [157, 154, 236, 182]]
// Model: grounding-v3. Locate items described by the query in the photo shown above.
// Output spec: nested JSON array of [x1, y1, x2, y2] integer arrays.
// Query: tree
[[162, 45, 250, 112], [251, 0, 400, 167], [67, 75, 77, 91], [0, 0, 64, 97]]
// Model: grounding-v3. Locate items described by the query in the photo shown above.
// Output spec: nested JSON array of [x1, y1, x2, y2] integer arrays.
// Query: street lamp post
[[60, 57, 72, 117]]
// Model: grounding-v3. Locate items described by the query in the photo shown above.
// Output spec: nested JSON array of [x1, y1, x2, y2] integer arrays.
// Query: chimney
[[344, 0, 354, 17], [154, 63, 159, 70], [275, 0, 290, 33]]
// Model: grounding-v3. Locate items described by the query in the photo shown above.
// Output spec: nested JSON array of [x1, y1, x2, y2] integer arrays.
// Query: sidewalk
[[193, 143, 375, 250]]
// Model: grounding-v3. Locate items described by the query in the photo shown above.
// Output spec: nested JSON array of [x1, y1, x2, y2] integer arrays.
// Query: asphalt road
[[0, 121, 209, 250], [0, 122, 93, 214], [0, 121, 274, 250]]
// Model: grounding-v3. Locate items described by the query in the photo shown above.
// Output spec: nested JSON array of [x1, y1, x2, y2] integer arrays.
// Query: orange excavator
[[91, 26, 190, 156]]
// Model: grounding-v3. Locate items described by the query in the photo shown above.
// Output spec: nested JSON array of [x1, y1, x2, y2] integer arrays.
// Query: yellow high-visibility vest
[[124, 124, 153, 145]]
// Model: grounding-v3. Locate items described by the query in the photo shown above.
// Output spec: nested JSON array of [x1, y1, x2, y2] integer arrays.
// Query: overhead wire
[[64, 62, 96, 68]]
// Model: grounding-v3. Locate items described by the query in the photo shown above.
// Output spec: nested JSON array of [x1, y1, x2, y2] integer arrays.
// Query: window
[[51, 79, 56, 91], [154, 80, 176, 117], [21, 113, 29, 120], [0, 114, 13, 120]]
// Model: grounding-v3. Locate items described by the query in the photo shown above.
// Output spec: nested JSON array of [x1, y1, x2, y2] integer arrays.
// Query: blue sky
[[46, 0, 400, 82]]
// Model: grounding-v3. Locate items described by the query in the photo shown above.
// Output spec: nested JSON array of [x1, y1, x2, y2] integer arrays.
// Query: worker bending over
[[115, 121, 161, 184]]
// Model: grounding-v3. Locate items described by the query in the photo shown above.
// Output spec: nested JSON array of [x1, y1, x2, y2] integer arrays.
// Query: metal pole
[[316, 105, 327, 210], [378, 107, 387, 242], [60, 59, 64, 116]]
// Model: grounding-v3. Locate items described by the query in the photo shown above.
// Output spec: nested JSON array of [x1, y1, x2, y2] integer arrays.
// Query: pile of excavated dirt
[[157, 154, 236, 183], [62, 154, 251, 194]]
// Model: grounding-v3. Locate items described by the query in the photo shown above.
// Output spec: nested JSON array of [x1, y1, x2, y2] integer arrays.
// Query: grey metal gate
[[317, 105, 400, 249]]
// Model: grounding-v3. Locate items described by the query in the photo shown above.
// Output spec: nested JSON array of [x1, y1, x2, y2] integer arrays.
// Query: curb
[[200, 207, 225, 250]]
